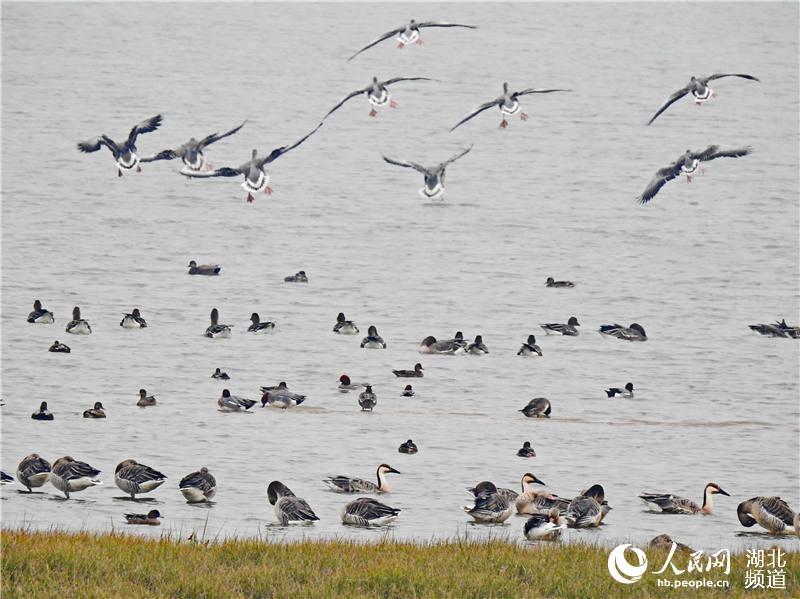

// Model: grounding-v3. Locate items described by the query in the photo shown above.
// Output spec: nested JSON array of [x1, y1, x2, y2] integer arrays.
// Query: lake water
[[1, 2, 798, 553]]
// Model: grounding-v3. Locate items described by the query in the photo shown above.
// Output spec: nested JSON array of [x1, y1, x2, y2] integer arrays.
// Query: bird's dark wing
[[140, 149, 178, 163], [322, 87, 369, 120], [198, 120, 247, 149], [442, 145, 473, 166], [638, 161, 683, 205], [515, 88, 571, 96], [383, 76, 434, 86], [77, 136, 117, 155], [180, 166, 242, 179], [382, 155, 429, 175], [347, 27, 403, 61], [694, 145, 753, 162], [417, 22, 477, 29], [450, 98, 502, 131], [259, 122, 324, 167], [704, 73, 760, 82], [127, 114, 163, 146], [647, 87, 690, 125]]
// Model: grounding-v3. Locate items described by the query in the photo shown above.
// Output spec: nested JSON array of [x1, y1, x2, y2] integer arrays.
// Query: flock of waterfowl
[[4, 16, 798, 547]]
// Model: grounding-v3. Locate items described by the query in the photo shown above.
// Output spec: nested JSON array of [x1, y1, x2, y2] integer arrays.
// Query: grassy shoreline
[[2, 529, 798, 598]]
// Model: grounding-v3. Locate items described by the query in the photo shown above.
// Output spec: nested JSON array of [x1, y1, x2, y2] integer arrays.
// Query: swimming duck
[[517, 442, 536, 458], [140, 121, 246, 172], [341, 497, 401, 526], [338, 374, 368, 393], [545, 277, 574, 288], [524, 508, 566, 541], [383, 146, 472, 200], [284, 271, 308, 283], [205, 308, 232, 338], [1, 471, 14, 484], [360, 326, 386, 348], [649, 534, 695, 553], [180, 124, 323, 203], [324, 464, 400, 494], [347, 19, 476, 60], [637, 146, 753, 204], [65, 307, 91, 335], [464, 335, 489, 354], [358, 385, 377, 411], [120, 308, 147, 329], [179, 467, 217, 503], [27, 300, 54, 324], [333, 312, 359, 335], [260, 382, 306, 408], [48, 340, 71, 353], [50, 456, 102, 499], [647, 74, 760, 125], [31, 401, 54, 420], [565, 484, 610, 528], [218, 389, 256, 412], [640, 482, 729, 515], [323, 76, 432, 118], [267, 481, 319, 524], [401, 385, 415, 397], [451, 82, 570, 130], [418, 331, 467, 354], [540, 317, 579, 336], [211, 368, 230, 380], [749, 319, 800, 338], [137, 389, 157, 407], [115, 459, 167, 499], [16, 453, 52, 492], [188, 260, 221, 276], [519, 398, 551, 418], [599, 323, 647, 341], [606, 383, 634, 399], [463, 481, 514, 523], [248, 312, 276, 333], [124, 509, 162, 525], [737, 497, 797, 534], [77, 114, 162, 176], [393, 363, 424, 377], [517, 335, 543, 356], [398, 439, 418, 454], [83, 402, 106, 418]]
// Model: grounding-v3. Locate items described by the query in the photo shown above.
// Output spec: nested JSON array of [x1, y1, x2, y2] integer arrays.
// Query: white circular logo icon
[[607, 544, 648, 584]]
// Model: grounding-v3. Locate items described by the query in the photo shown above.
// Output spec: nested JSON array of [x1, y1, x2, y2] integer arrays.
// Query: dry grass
[[1, 529, 798, 598]]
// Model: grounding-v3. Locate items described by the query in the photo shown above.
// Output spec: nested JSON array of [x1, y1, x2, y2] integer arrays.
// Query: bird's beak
[[389, 467, 401, 474], [718, 488, 730, 497], [534, 478, 546, 486]]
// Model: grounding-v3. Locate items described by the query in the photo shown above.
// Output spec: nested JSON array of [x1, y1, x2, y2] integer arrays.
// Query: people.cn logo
[[608, 544, 649, 584]]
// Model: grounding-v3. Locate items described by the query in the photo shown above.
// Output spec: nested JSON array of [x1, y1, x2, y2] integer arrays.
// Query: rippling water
[[2, 3, 798, 552]]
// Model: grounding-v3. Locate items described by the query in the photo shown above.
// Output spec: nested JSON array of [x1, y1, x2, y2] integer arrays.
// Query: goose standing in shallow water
[[188, 260, 221, 276], [524, 508, 566, 541], [323, 76, 432, 119], [383, 146, 472, 200], [640, 482, 730, 514], [333, 312, 359, 335], [140, 121, 246, 172], [347, 19, 476, 60], [267, 481, 319, 524], [517, 442, 536, 458], [599, 323, 647, 341], [179, 467, 217, 503], [358, 385, 377, 411], [606, 383, 634, 399], [260, 382, 306, 408], [114, 459, 167, 499], [137, 389, 157, 407], [540, 317, 579, 336], [360, 326, 386, 348], [218, 389, 256, 412], [519, 398, 551, 418], [341, 497, 400, 526], [65, 307, 91, 335], [637, 146, 752, 204], [393, 363, 424, 377], [31, 401, 54, 420], [517, 335, 543, 356], [16, 454, 52, 492], [27, 300, 54, 324], [401, 384, 415, 397], [418, 331, 467, 354], [48, 340, 70, 353], [180, 124, 323, 203], [647, 74, 759, 125], [565, 484, 610, 528], [205, 308, 232, 338], [323, 464, 400, 494], [77, 114, 162, 176], [451, 83, 570, 130], [737, 496, 797, 534], [83, 402, 106, 418], [120, 308, 147, 329], [464, 481, 514, 523], [50, 456, 102, 499], [248, 313, 275, 333], [398, 439, 418, 454], [545, 277, 574, 288], [124, 509, 162, 525]]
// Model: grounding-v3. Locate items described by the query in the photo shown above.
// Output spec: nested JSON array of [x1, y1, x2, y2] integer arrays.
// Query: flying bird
[[77, 115, 163, 176], [451, 83, 569, 130], [647, 74, 760, 125], [637, 145, 752, 204], [323, 77, 432, 119], [347, 19, 476, 61], [383, 146, 472, 200], [181, 123, 323, 203], [140, 121, 246, 172]]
